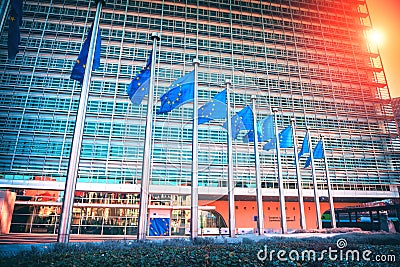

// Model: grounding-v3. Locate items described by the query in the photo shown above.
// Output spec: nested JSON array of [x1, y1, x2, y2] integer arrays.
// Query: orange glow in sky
[[367, 29, 384, 46], [366, 0, 400, 98]]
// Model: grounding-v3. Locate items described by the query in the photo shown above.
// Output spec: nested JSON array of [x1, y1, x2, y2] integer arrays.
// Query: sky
[[366, 0, 400, 98]]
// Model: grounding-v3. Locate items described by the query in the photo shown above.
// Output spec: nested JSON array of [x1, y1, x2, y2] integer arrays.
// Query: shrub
[[1, 232, 399, 266]]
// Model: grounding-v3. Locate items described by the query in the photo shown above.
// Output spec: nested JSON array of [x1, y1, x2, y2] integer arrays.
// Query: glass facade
[[393, 98, 400, 133], [0, 0, 399, 233]]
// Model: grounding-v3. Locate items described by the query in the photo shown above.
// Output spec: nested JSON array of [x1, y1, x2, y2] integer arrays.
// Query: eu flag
[[304, 139, 324, 168], [149, 218, 170, 236], [298, 133, 310, 159], [70, 23, 101, 85], [127, 52, 152, 105], [198, 89, 227, 125], [223, 105, 253, 139], [8, 0, 23, 59], [280, 125, 294, 148], [243, 115, 274, 143], [156, 71, 195, 114], [263, 125, 293, 151]]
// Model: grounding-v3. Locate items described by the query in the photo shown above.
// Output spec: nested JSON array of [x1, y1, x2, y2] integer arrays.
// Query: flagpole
[[190, 58, 200, 239], [225, 79, 236, 237], [251, 96, 264, 235], [57, 0, 103, 244], [307, 128, 322, 229], [320, 135, 336, 228], [137, 32, 160, 241], [0, 0, 10, 34], [291, 119, 306, 230], [272, 109, 287, 234]]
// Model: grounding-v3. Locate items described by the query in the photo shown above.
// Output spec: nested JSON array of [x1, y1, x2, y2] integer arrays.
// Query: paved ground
[[0, 233, 139, 256], [0, 232, 346, 257], [0, 232, 343, 245], [0, 233, 137, 245]]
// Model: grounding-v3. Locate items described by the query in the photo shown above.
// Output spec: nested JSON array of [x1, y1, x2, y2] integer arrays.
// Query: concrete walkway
[[0, 232, 345, 257]]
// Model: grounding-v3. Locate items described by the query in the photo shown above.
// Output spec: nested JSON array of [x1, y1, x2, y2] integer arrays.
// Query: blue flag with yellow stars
[[298, 133, 309, 158], [8, 0, 23, 59], [263, 125, 293, 151], [243, 115, 274, 143], [156, 71, 195, 114], [223, 105, 254, 139], [127, 51, 152, 105], [198, 89, 227, 125], [70, 23, 101, 85], [149, 218, 170, 236], [304, 139, 324, 168], [293, 132, 309, 165]]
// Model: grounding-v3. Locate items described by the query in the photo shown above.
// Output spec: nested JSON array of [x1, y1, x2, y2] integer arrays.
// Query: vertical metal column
[[307, 128, 322, 229], [57, 0, 103, 244], [291, 119, 306, 230], [321, 135, 336, 228], [190, 58, 200, 239], [137, 32, 160, 241], [225, 79, 236, 237], [251, 96, 264, 235], [272, 109, 287, 234]]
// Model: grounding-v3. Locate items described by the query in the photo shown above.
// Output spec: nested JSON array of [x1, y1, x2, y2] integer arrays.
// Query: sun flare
[[368, 29, 384, 46]]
